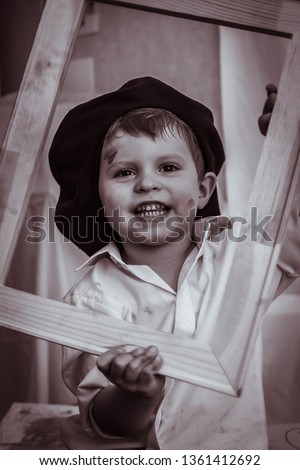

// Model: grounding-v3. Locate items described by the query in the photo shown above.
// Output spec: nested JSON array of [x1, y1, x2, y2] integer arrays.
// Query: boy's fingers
[[144, 345, 159, 359], [258, 113, 272, 136], [145, 354, 163, 373], [108, 352, 136, 379], [96, 346, 126, 374], [262, 93, 277, 114], [123, 355, 151, 382], [138, 355, 164, 383], [139, 359, 164, 385], [130, 347, 145, 358], [266, 83, 277, 96], [258, 84, 277, 136], [262, 84, 277, 115], [124, 347, 163, 383], [97, 344, 162, 385]]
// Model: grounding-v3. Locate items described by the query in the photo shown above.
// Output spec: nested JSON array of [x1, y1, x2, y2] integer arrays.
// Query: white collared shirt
[[62, 215, 299, 449]]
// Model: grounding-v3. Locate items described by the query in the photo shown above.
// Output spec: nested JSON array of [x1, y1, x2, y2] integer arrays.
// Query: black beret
[[49, 76, 225, 256]]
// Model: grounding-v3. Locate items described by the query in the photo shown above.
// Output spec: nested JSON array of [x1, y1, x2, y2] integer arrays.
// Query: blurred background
[[0, 0, 299, 427]]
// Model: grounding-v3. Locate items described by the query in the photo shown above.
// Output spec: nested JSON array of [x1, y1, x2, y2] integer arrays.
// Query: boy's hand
[[96, 345, 164, 398], [258, 84, 277, 136]]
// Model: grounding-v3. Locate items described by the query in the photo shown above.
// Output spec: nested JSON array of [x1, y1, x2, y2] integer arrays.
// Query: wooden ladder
[[0, 0, 299, 395]]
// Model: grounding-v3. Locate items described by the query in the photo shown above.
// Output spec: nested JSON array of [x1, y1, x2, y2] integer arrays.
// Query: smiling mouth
[[134, 202, 170, 218]]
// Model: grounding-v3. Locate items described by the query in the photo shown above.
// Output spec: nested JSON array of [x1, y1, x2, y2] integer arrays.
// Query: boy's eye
[[160, 163, 180, 173], [114, 168, 135, 178]]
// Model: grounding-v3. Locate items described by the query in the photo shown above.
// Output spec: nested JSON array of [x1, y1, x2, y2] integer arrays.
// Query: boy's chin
[[123, 230, 191, 246]]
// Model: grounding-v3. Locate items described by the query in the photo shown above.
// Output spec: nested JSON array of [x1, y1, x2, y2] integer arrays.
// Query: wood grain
[[248, 31, 300, 243], [0, 0, 86, 283], [208, 31, 300, 388], [97, 0, 300, 36], [0, 285, 234, 395]]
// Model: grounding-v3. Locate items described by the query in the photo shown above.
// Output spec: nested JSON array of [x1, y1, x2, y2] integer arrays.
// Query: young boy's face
[[98, 129, 214, 246]]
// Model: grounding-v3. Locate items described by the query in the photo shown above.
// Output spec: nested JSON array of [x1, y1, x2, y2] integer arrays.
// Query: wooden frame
[[0, 0, 299, 396]]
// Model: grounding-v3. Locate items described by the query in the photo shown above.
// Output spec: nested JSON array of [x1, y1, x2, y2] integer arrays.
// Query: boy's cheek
[[175, 197, 197, 215], [187, 197, 197, 208]]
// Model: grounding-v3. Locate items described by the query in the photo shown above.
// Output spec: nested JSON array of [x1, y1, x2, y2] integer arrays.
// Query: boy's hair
[[102, 108, 205, 181]]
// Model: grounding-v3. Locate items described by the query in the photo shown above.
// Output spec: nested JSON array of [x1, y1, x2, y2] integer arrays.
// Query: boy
[[49, 77, 298, 449]]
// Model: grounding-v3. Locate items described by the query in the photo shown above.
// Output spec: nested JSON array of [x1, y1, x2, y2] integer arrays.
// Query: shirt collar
[[75, 215, 230, 288], [75, 242, 125, 271], [75, 242, 176, 292]]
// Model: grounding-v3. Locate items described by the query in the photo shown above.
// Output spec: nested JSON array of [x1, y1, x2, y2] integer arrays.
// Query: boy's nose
[[134, 172, 162, 192]]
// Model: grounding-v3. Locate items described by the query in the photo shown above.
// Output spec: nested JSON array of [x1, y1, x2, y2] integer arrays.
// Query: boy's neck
[[120, 238, 196, 291]]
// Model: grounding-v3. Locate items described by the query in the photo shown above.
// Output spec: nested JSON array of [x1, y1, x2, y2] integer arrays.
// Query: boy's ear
[[197, 172, 217, 209]]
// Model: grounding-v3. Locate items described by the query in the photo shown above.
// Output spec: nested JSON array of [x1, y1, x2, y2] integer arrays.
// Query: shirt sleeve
[[62, 291, 111, 437], [62, 270, 131, 438]]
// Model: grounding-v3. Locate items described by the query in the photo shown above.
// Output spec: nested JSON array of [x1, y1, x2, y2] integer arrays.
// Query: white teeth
[[136, 202, 166, 213], [136, 205, 168, 217], [139, 210, 163, 217]]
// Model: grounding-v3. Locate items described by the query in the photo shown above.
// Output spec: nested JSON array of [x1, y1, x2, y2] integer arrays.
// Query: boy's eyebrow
[[155, 154, 188, 165], [161, 154, 186, 162], [102, 147, 118, 165], [103, 153, 188, 169]]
